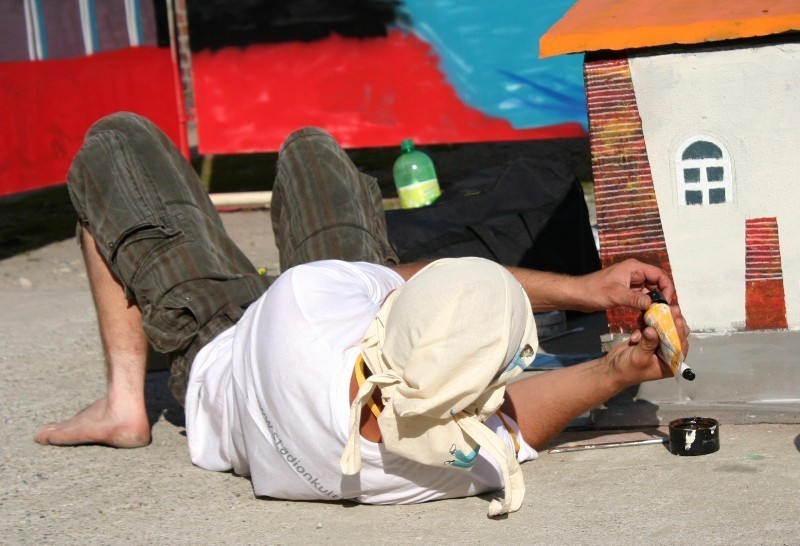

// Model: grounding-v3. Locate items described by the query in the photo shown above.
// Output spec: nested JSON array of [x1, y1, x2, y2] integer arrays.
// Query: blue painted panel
[[399, 0, 587, 130]]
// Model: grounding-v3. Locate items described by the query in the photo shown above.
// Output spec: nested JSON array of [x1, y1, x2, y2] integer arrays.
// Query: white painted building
[[631, 43, 800, 331], [542, 0, 800, 333]]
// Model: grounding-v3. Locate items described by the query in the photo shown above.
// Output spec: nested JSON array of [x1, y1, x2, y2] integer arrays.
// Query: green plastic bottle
[[392, 139, 441, 209]]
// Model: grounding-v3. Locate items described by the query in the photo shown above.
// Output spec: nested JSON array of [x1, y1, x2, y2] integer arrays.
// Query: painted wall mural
[[0, 0, 182, 197], [187, 0, 588, 153], [2, 0, 586, 195], [542, 0, 800, 334]]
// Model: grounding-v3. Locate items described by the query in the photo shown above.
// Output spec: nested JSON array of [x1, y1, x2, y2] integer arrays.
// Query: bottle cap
[[400, 139, 414, 152], [646, 290, 668, 305]]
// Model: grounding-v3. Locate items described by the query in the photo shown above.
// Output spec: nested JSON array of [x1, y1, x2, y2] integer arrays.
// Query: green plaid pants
[[68, 113, 397, 404]]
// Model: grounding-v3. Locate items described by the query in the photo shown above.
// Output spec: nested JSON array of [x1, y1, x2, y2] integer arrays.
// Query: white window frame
[[676, 135, 733, 206]]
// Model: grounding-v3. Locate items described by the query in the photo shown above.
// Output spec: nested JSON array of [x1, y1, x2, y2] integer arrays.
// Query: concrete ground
[[3, 205, 800, 544]]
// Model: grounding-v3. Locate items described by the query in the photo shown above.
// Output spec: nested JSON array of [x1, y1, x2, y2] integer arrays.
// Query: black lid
[[668, 417, 720, 456], [646, 290, 668, 305]]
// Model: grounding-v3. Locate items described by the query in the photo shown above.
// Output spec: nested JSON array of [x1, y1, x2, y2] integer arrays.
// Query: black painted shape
[[187, 0, 403, 52]]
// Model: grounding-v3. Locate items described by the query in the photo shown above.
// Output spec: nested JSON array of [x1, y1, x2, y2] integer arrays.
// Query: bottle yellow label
[[398, 178, 441, 209]]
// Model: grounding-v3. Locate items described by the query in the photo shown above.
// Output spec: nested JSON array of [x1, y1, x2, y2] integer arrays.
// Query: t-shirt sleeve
[[278, 260, 404, 350]]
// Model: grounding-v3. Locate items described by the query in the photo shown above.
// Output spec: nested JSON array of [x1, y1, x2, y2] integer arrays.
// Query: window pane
[[683, 168, 700, 183], [682, 140, 723, 160], [707, 166, 724, 182], [709, 188, 726, 204], [686, 190, 703, 205]]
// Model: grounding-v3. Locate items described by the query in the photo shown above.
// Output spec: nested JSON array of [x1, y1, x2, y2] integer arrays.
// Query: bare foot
[[34, 396, 151, 448]]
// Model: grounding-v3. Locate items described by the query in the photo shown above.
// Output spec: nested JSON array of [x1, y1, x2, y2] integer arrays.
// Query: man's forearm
[[505, 266, 584, 313], [390, 262, 586, 312]]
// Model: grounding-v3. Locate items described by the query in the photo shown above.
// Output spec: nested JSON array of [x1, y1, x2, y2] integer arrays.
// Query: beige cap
[[341, 257, 537, 517]]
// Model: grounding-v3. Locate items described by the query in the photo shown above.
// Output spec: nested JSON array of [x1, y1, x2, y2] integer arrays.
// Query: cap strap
[[456, 415, 525, 517], [341, 369, 402, 475], [495, 411, 521, 455], [354, 355, 382, 419]]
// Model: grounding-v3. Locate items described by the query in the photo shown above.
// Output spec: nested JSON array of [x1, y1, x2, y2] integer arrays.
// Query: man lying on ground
[[35, 113, 688, 517]]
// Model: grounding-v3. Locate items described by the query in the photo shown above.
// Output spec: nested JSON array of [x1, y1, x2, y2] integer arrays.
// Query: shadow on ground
[[145, 371, 186, 431], [145, 350, 185, 429], [0, 186, 76, 260]]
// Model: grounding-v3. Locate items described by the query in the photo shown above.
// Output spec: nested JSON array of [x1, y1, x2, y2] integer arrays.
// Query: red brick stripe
[[585, 57, 674, 333], [745, 217, 787, 329]]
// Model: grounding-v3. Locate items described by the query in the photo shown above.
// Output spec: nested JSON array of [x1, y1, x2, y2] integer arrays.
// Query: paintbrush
[[548, 437, 668, 453]]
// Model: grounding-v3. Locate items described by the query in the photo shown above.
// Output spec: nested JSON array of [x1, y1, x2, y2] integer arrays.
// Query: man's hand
[[578, 258, 677, 312], [511, 258, 680, 315], [578, 258, 690, 360], [509, 258, 689, 356], [502, 320, 676, 449], [605, 325, 675, 388]]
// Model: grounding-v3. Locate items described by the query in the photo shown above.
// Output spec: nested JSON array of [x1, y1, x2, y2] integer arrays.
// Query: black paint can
[[668, 417, 720, 456]]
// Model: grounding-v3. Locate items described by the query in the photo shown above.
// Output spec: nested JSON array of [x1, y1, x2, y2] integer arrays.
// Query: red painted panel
[[0, 47, 182, 197], [192, 31, 585, 154], [745, 217, 787, 330]]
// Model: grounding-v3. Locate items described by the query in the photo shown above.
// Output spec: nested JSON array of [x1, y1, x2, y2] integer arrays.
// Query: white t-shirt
[[185, 260, 537, 504]]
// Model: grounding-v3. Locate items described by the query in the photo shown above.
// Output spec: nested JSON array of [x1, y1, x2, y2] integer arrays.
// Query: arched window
[[676, 137, 733, 206]]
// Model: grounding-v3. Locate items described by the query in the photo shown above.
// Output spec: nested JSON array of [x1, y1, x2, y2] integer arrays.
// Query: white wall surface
[[629, 42, 800, 332]]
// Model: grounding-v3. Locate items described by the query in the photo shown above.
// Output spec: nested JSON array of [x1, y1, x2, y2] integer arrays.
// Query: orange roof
[[540, 0, 800, 58]]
